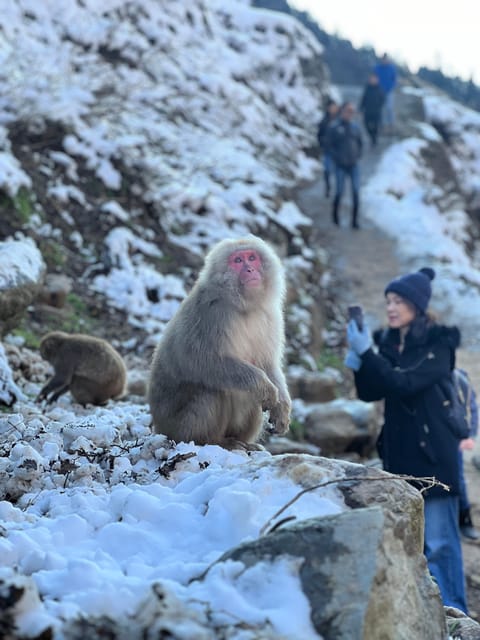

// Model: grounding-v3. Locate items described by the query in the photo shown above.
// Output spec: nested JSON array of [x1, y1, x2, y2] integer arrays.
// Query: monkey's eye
[[234, 256, 243, 263], [248, 254, 257, 261]]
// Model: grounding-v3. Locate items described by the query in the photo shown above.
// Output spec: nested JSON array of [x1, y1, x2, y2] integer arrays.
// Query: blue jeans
[[323, 152, 334, 177], [424, 495, 468, 613], [382, 91, 395, 127], [458, 450, 470, 512], [334, 164, 360, 199]]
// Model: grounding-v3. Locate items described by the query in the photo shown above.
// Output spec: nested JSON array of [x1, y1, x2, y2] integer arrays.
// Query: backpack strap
[[454, 369, 472, 431]]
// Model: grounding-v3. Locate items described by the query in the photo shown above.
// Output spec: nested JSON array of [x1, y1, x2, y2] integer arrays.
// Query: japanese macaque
[[37, 331, 127, 405], [148, 236, 291, 449]]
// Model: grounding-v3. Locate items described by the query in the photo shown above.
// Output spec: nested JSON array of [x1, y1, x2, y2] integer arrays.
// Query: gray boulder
[[216, 455, 447, 640], [301, 398, 378, 456], [0, 238, 46, 335], [287, 368, 339, 403], [445, 606, 480, 639]]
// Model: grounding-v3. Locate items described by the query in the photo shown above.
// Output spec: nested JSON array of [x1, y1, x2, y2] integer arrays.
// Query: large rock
[[0, 239, 46, 335], [217, 457, 447, 640], [0, 451, 456, 638], [300, 398, 378, 456], [287, 368, 339, 402], [445, 606, 480, 639]]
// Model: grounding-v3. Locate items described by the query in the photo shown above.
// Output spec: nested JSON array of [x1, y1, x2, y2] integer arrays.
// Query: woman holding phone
[[344, 267, 468, 613]]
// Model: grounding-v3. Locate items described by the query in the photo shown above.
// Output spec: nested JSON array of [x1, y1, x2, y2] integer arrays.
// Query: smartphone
[[348, 305, 364, 330]]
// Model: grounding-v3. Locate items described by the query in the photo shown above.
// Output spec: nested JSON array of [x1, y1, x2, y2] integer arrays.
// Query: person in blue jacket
[[374, 53, 397, 134], [344, 267, 468, 613], [454, 368, 479, 539]]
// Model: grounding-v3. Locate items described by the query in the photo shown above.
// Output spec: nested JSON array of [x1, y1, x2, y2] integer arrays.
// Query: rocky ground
[[295, 82, 480, 621]]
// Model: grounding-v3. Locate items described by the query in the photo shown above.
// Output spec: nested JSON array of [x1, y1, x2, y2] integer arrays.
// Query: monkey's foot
[[221, 438, 265, 452]]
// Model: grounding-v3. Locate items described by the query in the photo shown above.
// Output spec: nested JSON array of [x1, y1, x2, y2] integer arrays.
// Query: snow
[[0, 0, 327, 342], [0, 343, 25, 404], [0, 396, 343, 637], [363, 87, 480, 343], [0, 238, 45, 289], [0, 0, 479, 635], [0, 1, 334, 632]]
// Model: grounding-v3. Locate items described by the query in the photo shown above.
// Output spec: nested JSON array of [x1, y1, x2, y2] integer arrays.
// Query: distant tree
[[418, 67, 480, 112], [253, 0, 480, 113]]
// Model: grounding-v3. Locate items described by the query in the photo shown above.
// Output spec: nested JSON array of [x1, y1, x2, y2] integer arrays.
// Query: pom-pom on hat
[[384, 267, 435, 313]]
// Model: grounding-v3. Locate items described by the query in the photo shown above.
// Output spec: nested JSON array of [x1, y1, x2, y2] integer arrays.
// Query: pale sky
[[290, 0, 480, 84]]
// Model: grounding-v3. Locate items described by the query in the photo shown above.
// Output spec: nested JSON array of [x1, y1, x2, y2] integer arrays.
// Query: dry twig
[[259, 473, 448, 536]]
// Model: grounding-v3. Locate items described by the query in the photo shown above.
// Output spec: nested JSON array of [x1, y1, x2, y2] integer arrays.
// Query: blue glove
[[347, 319, 372, 355], [344, 349, 362, 371]]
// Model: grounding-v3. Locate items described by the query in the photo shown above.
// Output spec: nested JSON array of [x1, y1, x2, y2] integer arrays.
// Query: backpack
[[437, 370, 471, 440]]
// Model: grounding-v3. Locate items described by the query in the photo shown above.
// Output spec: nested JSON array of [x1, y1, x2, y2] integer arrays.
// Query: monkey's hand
[[260, 377, 279, 411], [267, 398, 291, 435], [36, 388, 48, 403]]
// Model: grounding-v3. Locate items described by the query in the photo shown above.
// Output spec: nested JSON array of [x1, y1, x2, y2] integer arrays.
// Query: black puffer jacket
[[359, 84, 385, 118], [354, 322, 461, 497], [316, 113, 337, 149]]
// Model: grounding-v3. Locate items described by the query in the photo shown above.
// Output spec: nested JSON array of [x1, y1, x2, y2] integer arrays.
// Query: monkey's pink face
[[228, 249, 263, 288]]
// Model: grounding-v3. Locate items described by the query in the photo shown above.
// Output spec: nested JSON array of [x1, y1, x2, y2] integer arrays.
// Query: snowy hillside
[[5, 1, 480, 637], [0, 2, 339, 637], [0, 0, 327, 338], [361, 86, 480, 343]]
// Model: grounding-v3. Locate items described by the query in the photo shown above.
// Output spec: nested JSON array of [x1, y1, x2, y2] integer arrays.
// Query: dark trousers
[[364, 116, 381, 145], [332, 164, 360, 227]]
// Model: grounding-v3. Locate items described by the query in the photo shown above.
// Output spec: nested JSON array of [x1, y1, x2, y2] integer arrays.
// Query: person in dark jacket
[[359, 72, 385, 146], [325, 101, 363, 229], [317, 99, 339, 197], [344, 267, 468, 613]]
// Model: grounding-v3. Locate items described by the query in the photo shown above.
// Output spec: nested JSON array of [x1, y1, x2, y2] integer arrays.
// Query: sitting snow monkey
[[37, 332, 127, 405], [148, 236, 292, 450]]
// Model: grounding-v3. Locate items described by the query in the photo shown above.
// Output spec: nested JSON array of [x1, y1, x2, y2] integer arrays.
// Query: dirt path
[[296, 83, 418, 332], [296, 82, 480, 620]]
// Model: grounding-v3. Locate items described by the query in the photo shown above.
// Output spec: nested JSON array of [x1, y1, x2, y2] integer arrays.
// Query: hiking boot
[[351, 193, 359, 229], [459, 508, 480, 540]]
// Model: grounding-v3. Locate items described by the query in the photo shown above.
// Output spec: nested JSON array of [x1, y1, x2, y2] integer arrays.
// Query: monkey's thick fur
[[148, 236, 291, 448], [38, 331, 127, 405]]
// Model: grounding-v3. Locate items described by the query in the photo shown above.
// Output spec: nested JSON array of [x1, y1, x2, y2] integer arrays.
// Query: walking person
[[344, 267, 468, 613], [374, 53, 397, 134], [454, 368, 480, 540], [325, 102, 363, 229], [316, 99, 339, 197], [359, 72, 385, 147]]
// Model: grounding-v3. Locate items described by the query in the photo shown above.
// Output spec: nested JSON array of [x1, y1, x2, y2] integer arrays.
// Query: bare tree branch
[[259, 474, 448, 536]]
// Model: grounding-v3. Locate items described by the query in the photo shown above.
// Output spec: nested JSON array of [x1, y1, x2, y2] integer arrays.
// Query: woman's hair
[[408, 308, 437, 339]]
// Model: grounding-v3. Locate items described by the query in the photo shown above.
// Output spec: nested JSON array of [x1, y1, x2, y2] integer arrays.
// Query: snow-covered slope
[[0, 0, 328, 338], [363, 86, 480, 341]]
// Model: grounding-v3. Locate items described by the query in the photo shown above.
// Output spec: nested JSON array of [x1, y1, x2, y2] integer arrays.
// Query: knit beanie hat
[[384, 267, 435, 313]]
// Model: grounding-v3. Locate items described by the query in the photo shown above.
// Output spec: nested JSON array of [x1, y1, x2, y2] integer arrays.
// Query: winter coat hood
[[373, 323, 461, 363]]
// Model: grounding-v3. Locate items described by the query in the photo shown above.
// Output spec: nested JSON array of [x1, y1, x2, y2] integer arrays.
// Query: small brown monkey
[[37, 331, 127, 405], [148, 235, 291, 449]]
